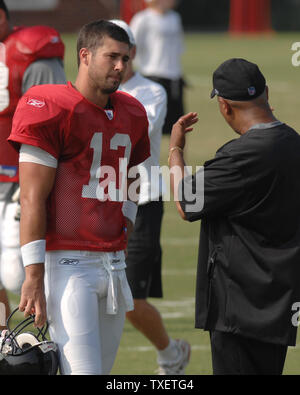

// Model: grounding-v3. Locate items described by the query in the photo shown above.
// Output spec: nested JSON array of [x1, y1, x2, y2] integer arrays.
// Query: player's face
[[88, 36, 130, 94]]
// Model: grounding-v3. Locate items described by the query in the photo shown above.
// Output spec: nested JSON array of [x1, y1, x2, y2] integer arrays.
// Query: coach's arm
[[169, 112, 199, 220]]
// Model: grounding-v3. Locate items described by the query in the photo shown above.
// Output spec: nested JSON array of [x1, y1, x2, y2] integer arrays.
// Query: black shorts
[[210, 331, 288, 375], [144, 76, 185, 135], [126, 199, 164, 299]]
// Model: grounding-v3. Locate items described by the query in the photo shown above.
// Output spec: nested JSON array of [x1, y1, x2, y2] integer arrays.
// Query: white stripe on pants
[[45, 250, 132, 375]]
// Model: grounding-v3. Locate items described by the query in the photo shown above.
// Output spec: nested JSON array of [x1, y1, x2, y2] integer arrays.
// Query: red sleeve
[[8, 93, 66, 159], [128, 108, 150, 168]]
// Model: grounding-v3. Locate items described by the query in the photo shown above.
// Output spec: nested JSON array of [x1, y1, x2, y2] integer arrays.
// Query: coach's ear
[[218, 97, 232, 116]]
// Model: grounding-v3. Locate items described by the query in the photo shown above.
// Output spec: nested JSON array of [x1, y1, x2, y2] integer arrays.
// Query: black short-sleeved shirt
[[180, 122, 300, 346]]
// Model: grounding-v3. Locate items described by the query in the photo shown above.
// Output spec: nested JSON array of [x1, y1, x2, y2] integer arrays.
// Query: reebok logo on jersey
[[59, 258, 79, 266], [27, 98, 46, 108]]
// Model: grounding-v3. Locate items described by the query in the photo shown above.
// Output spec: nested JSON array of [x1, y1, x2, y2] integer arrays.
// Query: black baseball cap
[[210, 58, 266, 101]]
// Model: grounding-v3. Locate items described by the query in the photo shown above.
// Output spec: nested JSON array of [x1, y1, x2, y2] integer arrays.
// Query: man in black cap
[[168, 58, 300, 375]]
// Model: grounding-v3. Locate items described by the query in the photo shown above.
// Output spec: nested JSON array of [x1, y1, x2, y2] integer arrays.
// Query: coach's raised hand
[[169, 112, 198, 151], [168, 112, 198, 220]]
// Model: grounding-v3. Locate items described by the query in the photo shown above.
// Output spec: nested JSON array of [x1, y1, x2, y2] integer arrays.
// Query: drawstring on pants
[[103, 253, 134, 315]]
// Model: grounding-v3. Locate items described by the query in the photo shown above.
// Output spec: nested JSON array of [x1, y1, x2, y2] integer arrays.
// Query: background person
[[169, 58, 300, 375], [111, 19, 191, 375], [0, 0, 66, 330], [8, 20, 150, 375], [130, 0, 185, 135]]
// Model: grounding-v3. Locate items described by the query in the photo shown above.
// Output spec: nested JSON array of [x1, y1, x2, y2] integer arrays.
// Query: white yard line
[[162, 269, 196, 276], [161, 237, 198, 246], [121, 345, 211, 352]]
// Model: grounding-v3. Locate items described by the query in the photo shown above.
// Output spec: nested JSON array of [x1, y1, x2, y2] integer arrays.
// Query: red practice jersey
[[0, 26, 64, 183], [9, 82, 150, 252]]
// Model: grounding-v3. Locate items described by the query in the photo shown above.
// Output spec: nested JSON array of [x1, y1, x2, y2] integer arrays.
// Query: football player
[[0, 0, 66, 330], [8, 20, 150, 375]]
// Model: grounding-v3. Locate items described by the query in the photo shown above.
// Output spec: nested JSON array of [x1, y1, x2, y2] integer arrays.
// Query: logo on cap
[[248, 86, 256, 96], [27, 98, 46, 108], [50, 36, 60, 44]]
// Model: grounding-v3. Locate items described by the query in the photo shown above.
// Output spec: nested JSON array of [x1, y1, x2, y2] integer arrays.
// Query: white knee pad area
[[0, 201, 24, 294], [0, 248, 24, 294]]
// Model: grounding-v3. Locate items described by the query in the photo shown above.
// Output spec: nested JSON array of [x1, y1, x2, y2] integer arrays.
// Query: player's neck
[[74, 77, 110, 109]]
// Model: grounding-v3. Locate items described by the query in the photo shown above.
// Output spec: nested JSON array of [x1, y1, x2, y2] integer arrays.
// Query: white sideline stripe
[[162, 269, 195, 276], [162, 312, 193, 319], [152, 298, 195, 319], [121, 345, 210, 352], [162, 237, 198, 246], [121, 344, 300, 353], [153, 298, 195, 307]]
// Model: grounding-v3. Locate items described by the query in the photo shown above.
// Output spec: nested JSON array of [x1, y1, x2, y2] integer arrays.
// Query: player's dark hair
[[0, 0, 9, 20], [76, 19, 130, 67]]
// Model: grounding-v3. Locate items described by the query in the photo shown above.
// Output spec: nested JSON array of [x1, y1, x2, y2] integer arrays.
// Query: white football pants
[[44, 250, 133, 375], [0, 201, 24, 293]]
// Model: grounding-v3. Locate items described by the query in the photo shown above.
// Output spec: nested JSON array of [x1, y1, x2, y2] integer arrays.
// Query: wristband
[[122, 200, 138, 225], [21, 240, 46, 268]]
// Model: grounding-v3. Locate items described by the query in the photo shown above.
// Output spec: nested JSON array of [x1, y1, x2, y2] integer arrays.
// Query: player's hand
[[169, 112, 198, 150], [19, 264, 47, 328]]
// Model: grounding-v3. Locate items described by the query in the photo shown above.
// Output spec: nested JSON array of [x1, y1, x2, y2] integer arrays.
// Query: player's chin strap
[[102, 252, 134, 315]]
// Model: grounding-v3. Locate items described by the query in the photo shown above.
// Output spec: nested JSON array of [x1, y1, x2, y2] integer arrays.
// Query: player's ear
[[79, 48, 90, 66]]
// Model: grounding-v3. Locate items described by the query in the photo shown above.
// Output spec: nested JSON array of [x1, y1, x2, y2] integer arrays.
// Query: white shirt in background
[[119, 72, 167, 205], [130, 8, 184, 80]]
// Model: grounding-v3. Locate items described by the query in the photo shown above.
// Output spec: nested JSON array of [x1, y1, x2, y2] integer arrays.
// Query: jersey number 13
[[82, 132, 132, 202]]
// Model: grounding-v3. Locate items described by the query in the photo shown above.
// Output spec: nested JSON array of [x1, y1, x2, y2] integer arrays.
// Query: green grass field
[[8, 32, 300, 375]]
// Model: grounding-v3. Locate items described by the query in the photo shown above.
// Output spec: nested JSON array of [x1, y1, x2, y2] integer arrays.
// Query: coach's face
[[87, 36, 130, 94]]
